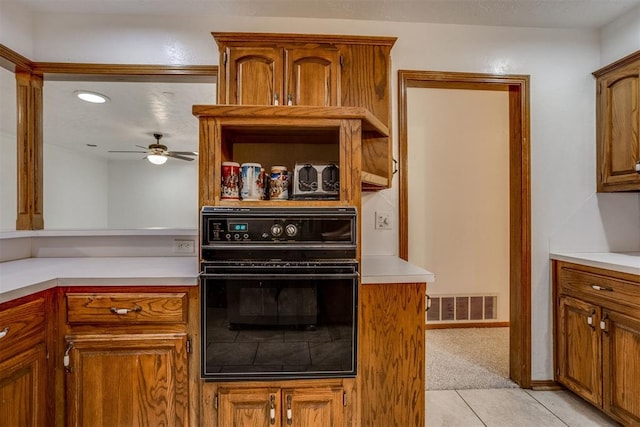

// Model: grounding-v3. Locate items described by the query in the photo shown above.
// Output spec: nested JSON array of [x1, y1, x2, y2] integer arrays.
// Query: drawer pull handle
[[591, 284, 613, 292], [0, 327, 8, 339], [269, 395, 276, 425], [110, 306, 142, 315]]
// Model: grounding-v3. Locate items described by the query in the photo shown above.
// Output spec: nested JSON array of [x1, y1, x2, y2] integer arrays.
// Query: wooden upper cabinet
[[212, 32, 396, 191], [594, 51, 640, 192], [286, 46, 340, 107], [216, 35, 341, 107], [221, 46, 284, 105]]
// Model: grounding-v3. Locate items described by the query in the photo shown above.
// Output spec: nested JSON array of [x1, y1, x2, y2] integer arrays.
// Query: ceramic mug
[[221, 161, 240, 199], [269, 166, 289, 200], [240, 162, 262, 200]]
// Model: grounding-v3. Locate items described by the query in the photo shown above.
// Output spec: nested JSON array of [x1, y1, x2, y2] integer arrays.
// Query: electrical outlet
[[174, 239, 195, 254], [375, 211, 392, 230]]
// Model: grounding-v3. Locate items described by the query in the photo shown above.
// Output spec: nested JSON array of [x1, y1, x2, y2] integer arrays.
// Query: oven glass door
[[201, 264, 357, 380]]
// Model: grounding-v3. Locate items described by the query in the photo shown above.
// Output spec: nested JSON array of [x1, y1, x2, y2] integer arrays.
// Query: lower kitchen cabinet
[[64, 334, 189, 426], [0, 295, 49, 427], [554, 261, 640, 426], [602, 309, 640, 424], [203, 382, 351, 427], [61, 288, 195, 427]]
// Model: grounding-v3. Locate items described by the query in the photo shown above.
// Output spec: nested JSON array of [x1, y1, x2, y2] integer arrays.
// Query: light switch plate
[[375, 211, 392, 230]]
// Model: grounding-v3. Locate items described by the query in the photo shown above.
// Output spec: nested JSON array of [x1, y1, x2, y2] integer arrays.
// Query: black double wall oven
[[200, 207, 358, 381]]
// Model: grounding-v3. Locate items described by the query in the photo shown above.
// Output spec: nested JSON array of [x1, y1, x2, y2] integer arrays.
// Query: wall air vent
[[426, 295, 497, 323]]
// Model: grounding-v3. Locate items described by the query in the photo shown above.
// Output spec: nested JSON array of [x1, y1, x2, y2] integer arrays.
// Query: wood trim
[[32, 62, 217, 82], [212, 32, 397, 47], [530, 380, 563, 391], [593, 49, 640, 77], [3, 53, 217, 230], [398, 70, 531, 388], [15, 71, 44, 230], [425, 321, 510, 330], [0, 44, 33, 72]]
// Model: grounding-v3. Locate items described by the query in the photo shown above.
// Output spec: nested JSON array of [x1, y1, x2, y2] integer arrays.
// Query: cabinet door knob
[[587, 309, 596, 329], [0, 326, 9, 339], [600, 313, 609, 333], [591, 284, 613, 292]]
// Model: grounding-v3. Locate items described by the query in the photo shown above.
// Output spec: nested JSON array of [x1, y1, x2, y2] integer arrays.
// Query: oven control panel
[[206, 218, 303, 242], [201, 206, 356, 244]]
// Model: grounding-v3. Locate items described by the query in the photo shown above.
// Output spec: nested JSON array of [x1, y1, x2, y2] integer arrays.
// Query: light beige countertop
[[0, 257, 199, 303], [361, 255, 435, 284], [0, 255, 434, 304], [550, 251, 640, 276]]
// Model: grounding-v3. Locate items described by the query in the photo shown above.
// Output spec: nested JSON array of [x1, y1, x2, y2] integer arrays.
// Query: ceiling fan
[[109, 133, 198, 165]]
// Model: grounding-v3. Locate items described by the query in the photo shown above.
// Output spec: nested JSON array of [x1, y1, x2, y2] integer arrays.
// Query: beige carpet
[[426, 327, 519, 390]]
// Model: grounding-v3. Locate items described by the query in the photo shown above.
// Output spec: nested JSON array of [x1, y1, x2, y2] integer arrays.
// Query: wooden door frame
[[397, 70, 531, 388]]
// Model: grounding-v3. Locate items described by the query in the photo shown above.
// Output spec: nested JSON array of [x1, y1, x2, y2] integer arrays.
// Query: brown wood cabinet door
[[285, 47, 340, 107], [602, 309, 640, 425], [360, 282, 425, 427], [0, 344, 47, 427], [556, 296, 602, 407], [596, 62, 640, 191], [283, 387, 344, 427], [65, 334, 189, 427], [223, 46, 284, 106], [218, 387, 281, 427]]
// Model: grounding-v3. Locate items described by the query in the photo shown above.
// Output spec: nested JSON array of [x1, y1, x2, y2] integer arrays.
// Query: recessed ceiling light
[[74, 90, 110, 104]]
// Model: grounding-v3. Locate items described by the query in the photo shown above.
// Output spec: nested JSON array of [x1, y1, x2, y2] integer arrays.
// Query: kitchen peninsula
[[0, 237, 434, 426]]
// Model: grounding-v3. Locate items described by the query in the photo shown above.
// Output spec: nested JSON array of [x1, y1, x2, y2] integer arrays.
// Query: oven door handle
[[200, 273, 359, 280]]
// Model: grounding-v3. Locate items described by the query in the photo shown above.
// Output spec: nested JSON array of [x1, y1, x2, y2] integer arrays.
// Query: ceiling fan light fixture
[[75, 90, 110, 104], [147, 154, 168, 165]]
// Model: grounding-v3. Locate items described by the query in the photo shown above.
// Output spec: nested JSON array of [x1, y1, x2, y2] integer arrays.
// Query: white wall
[[107, 159, 198, 229], [2, 8, 639, 380], [600, 6, 640, 65], [0, 68, 17, 231], [0, 1, 34, 58], [407, 89, 510, 322], [549, 9, 640, 252], [43, 144, 109, 229]]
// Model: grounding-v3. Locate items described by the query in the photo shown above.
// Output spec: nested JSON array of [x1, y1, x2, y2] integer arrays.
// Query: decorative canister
[[259, 167, 268, 200], [221, 161, 240, 199], [240, 162, 262, 200], [269, 166, 289, 200]]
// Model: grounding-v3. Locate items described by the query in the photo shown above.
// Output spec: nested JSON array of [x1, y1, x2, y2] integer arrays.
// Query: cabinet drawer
[[0, 298, 46, 359], [558, 266, 640, 310], [66, 292, 187, 325]]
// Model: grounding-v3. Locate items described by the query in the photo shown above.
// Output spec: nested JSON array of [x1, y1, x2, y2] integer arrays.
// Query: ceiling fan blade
[[109, 150, 149, 153], [166, 153, 195, 161], [136, 145, 149, 150], [168, 151, 198, 156]]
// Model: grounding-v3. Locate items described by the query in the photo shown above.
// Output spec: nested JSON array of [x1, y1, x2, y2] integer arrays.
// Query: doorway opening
[[398, 70, 531, 388]]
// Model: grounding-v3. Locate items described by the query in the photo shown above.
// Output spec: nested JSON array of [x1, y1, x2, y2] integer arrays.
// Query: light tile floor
[[426, 388, 622, 426]]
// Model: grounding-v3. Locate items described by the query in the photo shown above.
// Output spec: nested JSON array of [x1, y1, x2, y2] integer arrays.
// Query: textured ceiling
[[8, 0, 640, 29]]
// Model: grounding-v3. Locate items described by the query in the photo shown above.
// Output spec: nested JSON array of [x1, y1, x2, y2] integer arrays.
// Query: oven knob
[[285, 223, 298, 237], [234, 234, 240, 240], [243, 233, 249, 239], [225, 233, 231, 240], [270, 224, 283, 237]]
